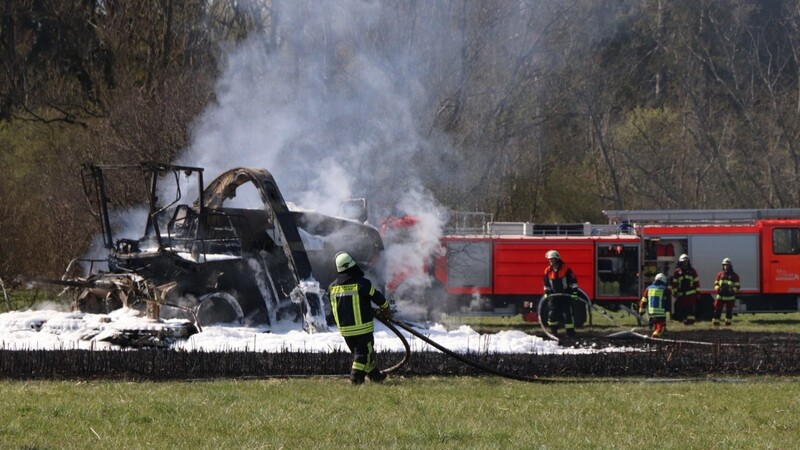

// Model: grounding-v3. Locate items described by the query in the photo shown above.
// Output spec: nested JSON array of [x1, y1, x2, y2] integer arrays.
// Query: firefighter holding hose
[[328, 251, 393, 385], [543, 250, 579, 337]]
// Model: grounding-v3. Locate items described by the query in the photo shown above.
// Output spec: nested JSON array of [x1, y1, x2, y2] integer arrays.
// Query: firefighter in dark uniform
[[543, 250, 579, 337], [672, 253, 700, 325], [328, 251, 392, 384], [639, 273, 671, 337], [712, 257, 741, 327]]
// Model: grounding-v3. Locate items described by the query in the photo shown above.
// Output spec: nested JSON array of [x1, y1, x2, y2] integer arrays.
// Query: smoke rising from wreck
[[172, 1, 459, 315]]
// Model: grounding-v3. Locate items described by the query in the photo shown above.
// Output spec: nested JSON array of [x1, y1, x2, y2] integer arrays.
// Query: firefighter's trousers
[[547, 295, 574, 334], [713, 298, 735, 321], [672, 294, 697, 321], [343, 333, 382, 383]]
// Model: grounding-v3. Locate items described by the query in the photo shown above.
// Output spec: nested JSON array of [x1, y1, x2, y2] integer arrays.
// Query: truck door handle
[[771, 260, 780, 263]]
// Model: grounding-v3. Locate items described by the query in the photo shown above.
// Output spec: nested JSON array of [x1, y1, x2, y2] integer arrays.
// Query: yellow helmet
[[335, 251, 357, 273]]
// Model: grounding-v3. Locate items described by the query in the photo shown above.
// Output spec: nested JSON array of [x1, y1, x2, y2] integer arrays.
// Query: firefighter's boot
[[368, 369, 387, 383], [712, 318, 720, 327], [566, 327, 576, 337], [350, 369, 366, 385], [725, 319, 732, 326], [651, 329, 661, 338], [683, 318, 695, 325]]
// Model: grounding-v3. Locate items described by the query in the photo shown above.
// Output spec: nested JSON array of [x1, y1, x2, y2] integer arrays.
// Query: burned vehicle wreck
[[63, 162, 383, 335]]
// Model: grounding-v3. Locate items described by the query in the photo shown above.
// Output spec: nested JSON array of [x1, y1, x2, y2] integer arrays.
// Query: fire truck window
[[773, 228, 800, 255]]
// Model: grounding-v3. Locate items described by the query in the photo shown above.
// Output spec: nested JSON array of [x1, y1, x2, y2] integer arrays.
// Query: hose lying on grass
[[379, 316, 565, 383]]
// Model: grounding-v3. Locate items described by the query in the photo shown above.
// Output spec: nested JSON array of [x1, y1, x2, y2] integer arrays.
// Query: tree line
[[2, 0, 799, 282]]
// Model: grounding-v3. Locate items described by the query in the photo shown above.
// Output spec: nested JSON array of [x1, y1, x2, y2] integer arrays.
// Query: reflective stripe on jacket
[[714, 271, 740, 301], [671, 266, 699, 297], [640, 283, 669, 318], [329, 276, 389, 337]]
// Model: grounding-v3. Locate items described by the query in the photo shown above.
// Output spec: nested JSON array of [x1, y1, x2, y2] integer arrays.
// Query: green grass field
[[1, 376, 798, 449], [441, 310, 800, 335], [2, 293, 799, 449]]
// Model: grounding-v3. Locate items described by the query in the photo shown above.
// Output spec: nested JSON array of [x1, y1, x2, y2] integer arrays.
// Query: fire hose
[[536, 291, 629, 342], [378, 317, 411, 374], [378, 319, 746, 384], [532, 292, 754, 348], [375, 300, 756, 383], [377, 316, 565, 383]]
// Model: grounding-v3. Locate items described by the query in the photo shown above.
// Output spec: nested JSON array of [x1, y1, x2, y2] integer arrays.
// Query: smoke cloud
[[172, 1, 458, 314]]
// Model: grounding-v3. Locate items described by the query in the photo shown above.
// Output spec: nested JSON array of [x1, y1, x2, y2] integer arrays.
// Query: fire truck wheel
[[694, 294, 715, 321], [572, 299, 587, 328], [572, 289, 591, 328]]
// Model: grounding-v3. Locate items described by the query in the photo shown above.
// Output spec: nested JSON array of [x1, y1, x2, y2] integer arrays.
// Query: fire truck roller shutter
[[689, 234, 759, 320]]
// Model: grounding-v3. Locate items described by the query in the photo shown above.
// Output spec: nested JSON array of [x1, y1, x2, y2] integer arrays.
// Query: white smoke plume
[[77, 2, 461, 321], [171, 2, 456, 315]]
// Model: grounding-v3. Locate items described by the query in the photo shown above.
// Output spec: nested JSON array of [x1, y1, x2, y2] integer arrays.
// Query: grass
[[2, 288, 65, 313], [1, 376, 799, 449], [0, 300, 798, 448], [440, 310, 800, 335]]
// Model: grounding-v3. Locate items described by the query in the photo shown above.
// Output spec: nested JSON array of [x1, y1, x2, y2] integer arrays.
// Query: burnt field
[[0, 329, 797, 381]]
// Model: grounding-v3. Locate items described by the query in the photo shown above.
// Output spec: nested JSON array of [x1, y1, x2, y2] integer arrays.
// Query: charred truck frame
[[64, 162, 382, 333]]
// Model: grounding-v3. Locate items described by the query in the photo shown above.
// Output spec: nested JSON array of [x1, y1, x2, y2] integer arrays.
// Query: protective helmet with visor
[[545, 250, 560, 260], [335, 251, 358, 273]]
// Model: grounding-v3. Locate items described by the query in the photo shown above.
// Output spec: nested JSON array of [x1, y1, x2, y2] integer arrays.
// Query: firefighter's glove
[[375, 307, 393, 321], [543, 288, 552, 298]]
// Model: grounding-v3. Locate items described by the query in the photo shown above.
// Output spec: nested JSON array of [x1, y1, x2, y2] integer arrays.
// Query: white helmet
[[722, 257, 732, 265], [335, 251, 357, 273], [654, 273, 668, 284], [545, 250, 560, 260], [679, 253, 690, 262]]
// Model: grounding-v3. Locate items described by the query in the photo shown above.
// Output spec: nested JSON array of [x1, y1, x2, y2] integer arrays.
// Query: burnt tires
[[195, 292, 244, 326]]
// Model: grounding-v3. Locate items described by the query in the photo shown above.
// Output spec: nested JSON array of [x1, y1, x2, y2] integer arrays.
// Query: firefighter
[[639, 273, 671, 337], [712, 257, 741, 327], [328, 251, 393, 384], [543, 250, 579, 337], [671, 253, 700, 325]]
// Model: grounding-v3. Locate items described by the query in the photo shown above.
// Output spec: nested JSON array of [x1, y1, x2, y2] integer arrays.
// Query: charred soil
[[1, 327, 798, 381]]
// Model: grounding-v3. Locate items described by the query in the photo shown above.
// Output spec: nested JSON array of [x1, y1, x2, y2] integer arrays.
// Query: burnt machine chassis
[[66, 162, 383, 333]]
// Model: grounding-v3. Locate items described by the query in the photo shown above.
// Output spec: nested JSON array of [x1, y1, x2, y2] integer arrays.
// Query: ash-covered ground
[[1, 316, 797, 380]]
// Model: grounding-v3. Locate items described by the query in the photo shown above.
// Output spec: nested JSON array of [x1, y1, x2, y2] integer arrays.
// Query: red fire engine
[[614, 209, 800, 318], [424, 209, 800, 323]]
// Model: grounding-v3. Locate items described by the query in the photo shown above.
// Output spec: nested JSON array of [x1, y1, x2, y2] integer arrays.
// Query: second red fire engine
[[384, 209, 800, 324]]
